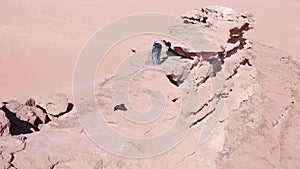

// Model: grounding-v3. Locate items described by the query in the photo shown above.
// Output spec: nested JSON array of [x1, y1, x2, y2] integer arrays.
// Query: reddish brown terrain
[[0, 1, 300, 169]]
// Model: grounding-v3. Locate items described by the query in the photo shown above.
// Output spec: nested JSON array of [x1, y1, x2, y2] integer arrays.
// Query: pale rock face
[[2, 100, 38, 135], [36, 92, 69, 116], [0, 110, 10, 136], [181, 6, 254, 28], [5, 100, 23, 113], [0, 93, 71, 138], [0, 136, 26, 168], [16, 106, 48, 128], [181, 6, 254, 53], [160, 57, 191, 86]]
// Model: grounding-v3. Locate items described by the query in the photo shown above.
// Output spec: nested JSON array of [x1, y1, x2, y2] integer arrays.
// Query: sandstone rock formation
[[36, 92, 70, 117], [0, 92, 72, 138], [181, 6, 254, 28], [0, 6, 299, 169], [0, 136, 26, 169], [0, 110, 10, 136]]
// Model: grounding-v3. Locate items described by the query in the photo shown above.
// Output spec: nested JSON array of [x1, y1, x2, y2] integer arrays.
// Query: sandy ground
[[0, 0, 299, 100]]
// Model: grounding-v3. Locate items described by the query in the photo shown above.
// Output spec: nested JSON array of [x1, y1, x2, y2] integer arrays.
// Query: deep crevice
[[8, 153, 17, 169], [8, 136, 27, 168], [190, 108, 216, 128], [52, 103, 74, 118], [226, 58, 252, 80], [50, 161, 60, 169], [1, 106, 37, 135], [166, 75, 180, 87]]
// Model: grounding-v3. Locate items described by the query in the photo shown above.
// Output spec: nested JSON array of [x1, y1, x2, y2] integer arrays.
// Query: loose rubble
[[0, 92, 72, 136]]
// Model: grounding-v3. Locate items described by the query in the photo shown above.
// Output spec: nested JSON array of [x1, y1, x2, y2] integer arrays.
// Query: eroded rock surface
[[0, 110, 10, 136], [0, 92, 72, 138], [36, 92, 69, 117], [0, 136, 26, 169], [181, 6, 254, 28]]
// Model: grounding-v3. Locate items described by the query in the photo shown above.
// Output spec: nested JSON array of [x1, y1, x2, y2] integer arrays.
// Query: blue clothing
[[153, 42, 162, 50], [151, 42, 162, 65]]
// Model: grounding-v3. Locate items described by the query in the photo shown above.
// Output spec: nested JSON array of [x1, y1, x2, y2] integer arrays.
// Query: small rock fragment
[[114, 103, 127, 111]]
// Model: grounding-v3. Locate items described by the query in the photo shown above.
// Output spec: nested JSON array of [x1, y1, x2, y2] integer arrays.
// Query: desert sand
[[0, 0, 299, 100], [0, 1, 300, 169]]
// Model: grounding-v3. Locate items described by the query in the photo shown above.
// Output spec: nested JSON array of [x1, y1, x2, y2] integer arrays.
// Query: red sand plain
[[0, 0, 299, 100]]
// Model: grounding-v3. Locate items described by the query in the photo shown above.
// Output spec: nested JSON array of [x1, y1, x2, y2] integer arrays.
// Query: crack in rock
[[49, 161, 60, 169], [175, 151, 197, 166], [226, 57, 252, 80], [189, 90, 231, 128], [7, 136, 27, 169]]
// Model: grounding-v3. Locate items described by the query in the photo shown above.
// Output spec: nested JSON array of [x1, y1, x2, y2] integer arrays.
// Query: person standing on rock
[[151, 41, 162, 65]]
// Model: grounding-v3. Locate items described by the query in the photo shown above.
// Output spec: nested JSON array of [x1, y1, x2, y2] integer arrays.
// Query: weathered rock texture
[[0, 6, 299, 169], [0, 110, 10, 136], [36, 92, 70, 117], [0, 92, 72, 137]]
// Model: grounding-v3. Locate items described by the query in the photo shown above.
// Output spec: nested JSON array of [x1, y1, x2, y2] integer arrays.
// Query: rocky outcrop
[[36, 92, 70, 118], [0, 136, 26, 169], [0, 92, 72, 136], [181, 6, 254, 28], [178, 6, 300, 169]]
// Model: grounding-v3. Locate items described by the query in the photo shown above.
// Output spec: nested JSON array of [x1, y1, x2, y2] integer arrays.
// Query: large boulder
[[3, 100, 45, 135], [5, 100, 23, 113], [0, 110, 10, 136], [36, 92, 69, 117], [1, 95, 68, 135]]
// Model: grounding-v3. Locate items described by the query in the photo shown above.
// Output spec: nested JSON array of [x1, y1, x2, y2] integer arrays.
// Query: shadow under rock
[[0, 102, 74, 135], [52, 103, 74, 118], [0, 106, 37, 135]]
